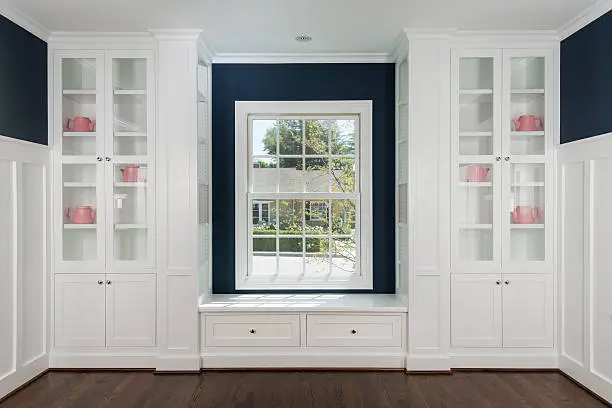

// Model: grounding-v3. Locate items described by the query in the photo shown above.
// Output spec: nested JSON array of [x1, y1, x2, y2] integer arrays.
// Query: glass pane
[[113, 163, 148, 261], [511, 57, 545, 90], [252, 157, 277, 192], [331, 120, 356, 155], [331, 199, 356, 235], [331, 158, 355, 192], [305, 157, 328, 192], [279, 157, 303, 192], [305, 120, 329, 155], [331, 238, 357, 279], [510, 57, 545, 155], [460, 58, 493, 90], [252, 200, 277, 232], [278, 200, 302, 231], [459, 229, 493, 261], [459, 57, 494, 145], [306, 200, 329, 234], [113, 58, 146, 91], [510, 163, 545, 261], [252, 237, 277, 278], [252, 119, 276, 156], [63, 58, 96, 91], [63, 163, 98, 261], [113, 58, 147, 155], [62, 58, 97, 156], [278, 119, 302, 155]]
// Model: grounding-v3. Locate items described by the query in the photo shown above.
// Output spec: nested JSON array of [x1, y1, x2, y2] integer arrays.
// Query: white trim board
[[558, 0, 612, 40], [0, 3, 49, 41], [213, 53, 394, 64]]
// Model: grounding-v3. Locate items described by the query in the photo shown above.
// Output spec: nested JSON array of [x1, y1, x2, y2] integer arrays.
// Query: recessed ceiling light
[[295, 34, 312, 43]]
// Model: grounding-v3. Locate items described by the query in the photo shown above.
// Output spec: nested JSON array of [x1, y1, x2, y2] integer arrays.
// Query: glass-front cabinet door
[[56, 53, 106, 272], [452, 50, 502, 272], [106, 54, 155, 270], [502, 50, 553, 272]]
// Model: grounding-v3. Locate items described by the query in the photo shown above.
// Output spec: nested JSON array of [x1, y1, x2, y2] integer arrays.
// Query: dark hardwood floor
[[1, 371, 608, 408]]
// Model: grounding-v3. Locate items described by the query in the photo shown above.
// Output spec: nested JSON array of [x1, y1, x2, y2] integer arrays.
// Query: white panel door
[[451, 274, 502, 347], [54, 274, 106, 347], [502, 274, 553, 347], [105, 274, 156, 347]]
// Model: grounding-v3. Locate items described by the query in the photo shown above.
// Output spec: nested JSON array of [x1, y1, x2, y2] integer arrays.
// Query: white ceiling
[[9, 0, 596, 53]]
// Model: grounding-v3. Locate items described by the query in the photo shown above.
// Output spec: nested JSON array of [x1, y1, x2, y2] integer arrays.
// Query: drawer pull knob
[[249, 329, 256, 334], [351, 329, 357, 335]]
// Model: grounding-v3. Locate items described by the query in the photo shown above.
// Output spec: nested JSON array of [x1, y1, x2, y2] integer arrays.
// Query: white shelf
[[511, 131, 544, 137], [63, 132, 97, 137], [63, 89, 97, 95], [459, 224, 493, 230], [115, 224, 147, 230], [115, 132, 147, 137], [64, 224, 97, 229], [511, 89, 544, 94], [459, 89, 493, 95], [115, 182, 147, 188], [459, 131, 493, 137], [511, 224, 544, 229], [458, 182, 492, 187], [512, 182, 545, 187], [63, 182, 96, 188], [114, 89, 146, 95]]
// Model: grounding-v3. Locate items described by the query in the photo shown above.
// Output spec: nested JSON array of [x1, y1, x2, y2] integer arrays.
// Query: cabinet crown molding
[[0, 3, 50, 41], [149, 29, 203, 41], [558, 0, 612, 40]]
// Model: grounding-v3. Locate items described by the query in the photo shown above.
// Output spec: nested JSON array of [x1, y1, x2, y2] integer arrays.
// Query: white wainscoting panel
[[558, 133, 612, 403], [0, 136, 49, 400]]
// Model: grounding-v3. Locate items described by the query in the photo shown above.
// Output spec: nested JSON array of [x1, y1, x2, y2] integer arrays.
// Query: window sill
[[198, 293, 408, 313]]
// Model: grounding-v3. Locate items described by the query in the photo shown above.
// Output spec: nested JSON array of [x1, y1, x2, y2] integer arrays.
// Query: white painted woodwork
[[0, 137, 49, 400], [451, 275, 502, 348], [205, 314, 301, 347], [558, 133, 612, 404], [502, 274, 553, 348], [307, 314, 402, 348], [105, 274, 156, 347], [54, 274, 106, 348]]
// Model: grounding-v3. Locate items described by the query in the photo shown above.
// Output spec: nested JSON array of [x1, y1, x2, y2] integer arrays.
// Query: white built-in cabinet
[[450, 49, 554, 349], [53, 50, 157, 350]]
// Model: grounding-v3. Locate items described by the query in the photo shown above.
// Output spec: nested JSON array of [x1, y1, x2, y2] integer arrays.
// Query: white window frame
[[235, 101, 373, 290]]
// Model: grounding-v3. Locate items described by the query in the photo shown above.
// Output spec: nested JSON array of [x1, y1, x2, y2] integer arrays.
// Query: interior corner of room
[[1, 0, 612, 405]]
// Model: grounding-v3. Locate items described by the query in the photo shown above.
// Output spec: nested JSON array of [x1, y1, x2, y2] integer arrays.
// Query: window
[[235, 101, 372, 290]]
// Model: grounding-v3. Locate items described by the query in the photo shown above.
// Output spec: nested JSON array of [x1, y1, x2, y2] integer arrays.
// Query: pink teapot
[[120, 165, 140, 182], [512, 206, 541, 224], [464, 165, 490, 182], [66, 206, 96, 224], [513, 115, 543, 132], [65, 116, 96, 132]]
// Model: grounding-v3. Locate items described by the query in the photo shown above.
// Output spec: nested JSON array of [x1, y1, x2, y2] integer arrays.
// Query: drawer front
[[205, 314, 300, 347], [307, 314, 402, 347]]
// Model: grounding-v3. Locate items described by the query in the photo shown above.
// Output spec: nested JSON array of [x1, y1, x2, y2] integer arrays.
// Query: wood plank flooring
[[1, 371, 608, 408]]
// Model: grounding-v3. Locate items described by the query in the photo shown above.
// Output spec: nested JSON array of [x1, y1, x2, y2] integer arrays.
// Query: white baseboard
[[560, 355, 612, 404], [50, 353, 155, 369], [449, 353, 558, 369], [405, 355, 451, 372], [155, 355, 201, 372], [201, 353, 406, 369], [0, 355, 48, 400]]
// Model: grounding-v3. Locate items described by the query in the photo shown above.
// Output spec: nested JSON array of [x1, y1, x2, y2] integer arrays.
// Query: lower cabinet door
[[502, 274, 553, 347], [54, 274, 106, 347], [451, 274, 502, 348], [105, 274, 156, 347]]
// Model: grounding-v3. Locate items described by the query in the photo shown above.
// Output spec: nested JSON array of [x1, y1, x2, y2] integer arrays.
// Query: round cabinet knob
[[351, 329, 357, 335], [106, 280, 112, 285], [504, 280, 510, 285], [495, 156, 502, 162], [97, 280, 104, 285], [249, 329, 256, 334], [496, 280, 501, 285], [96, 157, 102, 162], [504, 156, 510, 162], [105, 157, 111, 162]]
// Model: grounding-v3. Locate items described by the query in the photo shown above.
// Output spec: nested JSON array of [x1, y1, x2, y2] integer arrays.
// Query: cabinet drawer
[[205, 314, 300, 347], [307, 314, 402, 347]]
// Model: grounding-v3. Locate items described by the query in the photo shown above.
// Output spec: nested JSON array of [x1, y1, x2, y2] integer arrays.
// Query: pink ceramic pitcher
[[464, 165, 490, 182], [66, 206, 96, 224], [512, 206, 541, 224], [65, 116, 96, 132], [513, 115, 543, 132], [120, 165, 139, 182]]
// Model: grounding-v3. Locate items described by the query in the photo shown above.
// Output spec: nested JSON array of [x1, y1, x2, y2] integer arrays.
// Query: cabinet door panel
[[502, 274, 553, 347], [105, 274, 156, 347], [451, 274, 502, 348], [54, 274, 106, 347]]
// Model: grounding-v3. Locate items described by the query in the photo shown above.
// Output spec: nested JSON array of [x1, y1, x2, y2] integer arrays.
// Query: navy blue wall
[[561, 11, 612, 144], [0, 15, 47, 145], [212, 63, 395, 293]]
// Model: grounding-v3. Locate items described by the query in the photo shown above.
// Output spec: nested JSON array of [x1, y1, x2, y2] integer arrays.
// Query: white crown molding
[[212, 52, 393, 64], [197, 36, 216, 64], [49, 31, 155, 43], [391, 31, 409, 62], [558, 0, 612, 40], [452, 29, 559, 42], [0, 2, 49, 41], [149, 29, 203, 41]]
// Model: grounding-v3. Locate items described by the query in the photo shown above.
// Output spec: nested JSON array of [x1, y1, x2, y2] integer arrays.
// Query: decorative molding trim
[[155, 355, 201, 372], [0, 3, 49, 41], [0, 135, 50, 150], [212, 52, 394, 64], [557, 131, 612, 149], [50, 353, 155, 369], [452, 29, 559, 42], [449, 353, 559, 369], [197, 36, 216, 64], [558, 0, 612, 41], [201, 353, 406, 369], [560, 355, 612, 403], [48, 31, 155, 43], [391, 31, 409, 63], [149, 29, 203, 41], [405, 355, 452, 372], [0, 356, 48, 400]]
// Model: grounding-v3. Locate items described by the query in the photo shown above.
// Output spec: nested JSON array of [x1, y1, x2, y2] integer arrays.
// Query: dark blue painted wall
[[212, 63, 395, 293], [561, 11, 612, 144], [0, 15, 47, 145]]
